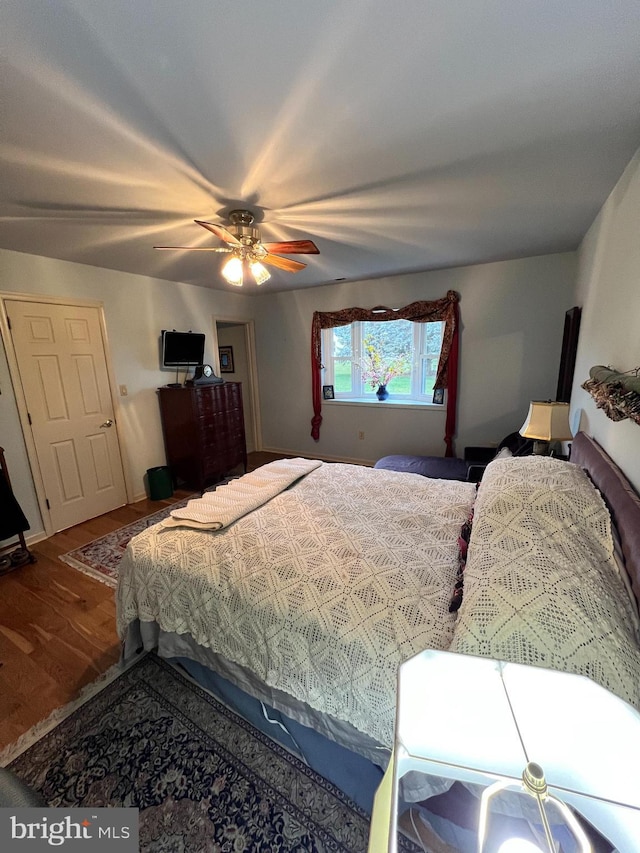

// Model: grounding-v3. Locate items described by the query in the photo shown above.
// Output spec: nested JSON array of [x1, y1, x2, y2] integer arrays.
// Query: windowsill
[[323, 398, 445, 411]]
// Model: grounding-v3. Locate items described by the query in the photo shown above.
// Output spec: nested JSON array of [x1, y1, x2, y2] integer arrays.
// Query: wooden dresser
[[158, 382, 247, 492]]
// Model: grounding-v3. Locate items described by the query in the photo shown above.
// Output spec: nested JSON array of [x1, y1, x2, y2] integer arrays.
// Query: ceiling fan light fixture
[[250, 260, 271, 285], [154, 208, 318, 285], [221, 254, 243, 286]]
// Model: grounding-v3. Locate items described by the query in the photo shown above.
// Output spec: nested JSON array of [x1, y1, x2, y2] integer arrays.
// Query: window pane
[[387, 372, 410, 394], [332, 326, 352, 357], [424, 321, 444, 357], [334, 358, 352, 392], [361, 320, 412, 359], [421, 358, 436, 396], [421, 322, 445, 395], [360, 319, 412, 394]]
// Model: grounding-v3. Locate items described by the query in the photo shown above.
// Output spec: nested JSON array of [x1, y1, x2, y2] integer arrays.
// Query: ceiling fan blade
[[195, 219, 242, 246], [154, 246, 231, 252], [262, 239, 319, 255], [262, 253, 307, 272]]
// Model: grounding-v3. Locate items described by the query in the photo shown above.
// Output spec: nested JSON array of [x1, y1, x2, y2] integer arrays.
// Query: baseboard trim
[[23, 530, 48, 547]]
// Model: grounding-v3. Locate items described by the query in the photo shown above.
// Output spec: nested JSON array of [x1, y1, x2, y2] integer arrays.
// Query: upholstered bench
[[374, 434, 534, 483], [373, 454, 472, 480]]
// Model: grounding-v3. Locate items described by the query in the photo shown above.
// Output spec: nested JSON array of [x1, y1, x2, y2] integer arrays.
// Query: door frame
[[211, 314, 262, 452], [0, 291, 131, 537]]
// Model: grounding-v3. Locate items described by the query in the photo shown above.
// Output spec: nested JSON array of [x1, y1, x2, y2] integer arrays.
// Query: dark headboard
[[570, 432, 640, 606]]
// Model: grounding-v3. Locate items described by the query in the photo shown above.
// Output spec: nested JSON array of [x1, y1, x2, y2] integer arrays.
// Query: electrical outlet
[[119, 385, 128, 396], [358, 431, 365, 440]]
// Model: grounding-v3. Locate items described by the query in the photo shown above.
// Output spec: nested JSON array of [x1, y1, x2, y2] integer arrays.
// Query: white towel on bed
[[161, 458, 322, 530]]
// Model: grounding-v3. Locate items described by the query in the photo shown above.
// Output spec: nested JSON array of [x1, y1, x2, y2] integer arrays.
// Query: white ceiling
[[2, 1, 640, 293]]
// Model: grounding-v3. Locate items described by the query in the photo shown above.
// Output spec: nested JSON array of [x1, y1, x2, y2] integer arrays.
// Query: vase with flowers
[[358, 337, 410, 401]]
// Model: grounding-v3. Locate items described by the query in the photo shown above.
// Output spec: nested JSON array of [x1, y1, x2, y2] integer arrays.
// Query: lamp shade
[[368, 650, 640, 853], [519, 401, 572, 441], [250, 260, 271, 285], [221, 255, 243, 286]]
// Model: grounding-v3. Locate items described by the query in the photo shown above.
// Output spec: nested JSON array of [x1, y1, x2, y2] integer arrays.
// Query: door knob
[[100, 419, 113, 428]]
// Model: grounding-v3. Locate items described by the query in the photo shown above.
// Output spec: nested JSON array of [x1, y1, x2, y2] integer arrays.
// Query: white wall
[[571, 148, 640, 492], [0, 249, 254, 538], [253, 252, 576, 463]]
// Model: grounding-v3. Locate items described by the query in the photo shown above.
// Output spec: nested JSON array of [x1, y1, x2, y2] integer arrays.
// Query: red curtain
[[311, 290, 460, 456]]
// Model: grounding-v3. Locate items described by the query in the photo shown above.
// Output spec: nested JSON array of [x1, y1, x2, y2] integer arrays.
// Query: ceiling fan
[[154, 209, 319, 286]]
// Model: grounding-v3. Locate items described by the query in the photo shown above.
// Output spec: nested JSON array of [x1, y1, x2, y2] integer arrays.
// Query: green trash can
[[147, 465, 173, 501]]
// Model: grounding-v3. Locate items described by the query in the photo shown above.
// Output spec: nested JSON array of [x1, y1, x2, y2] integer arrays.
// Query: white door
[[6, 300, 127, 532]]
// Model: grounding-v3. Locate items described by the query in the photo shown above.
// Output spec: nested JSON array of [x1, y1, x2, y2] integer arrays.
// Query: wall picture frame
[[322, 384, 335, 400], [219, 346, 234, 373]]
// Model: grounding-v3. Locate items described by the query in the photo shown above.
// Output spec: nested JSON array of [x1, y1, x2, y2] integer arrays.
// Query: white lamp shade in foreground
[[378, 650, 640, 852]]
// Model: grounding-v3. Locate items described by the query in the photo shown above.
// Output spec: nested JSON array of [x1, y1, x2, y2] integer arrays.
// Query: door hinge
[[27, 412, 32, 425], [45, 498, 50, 509], [7, 316, 11, 330]]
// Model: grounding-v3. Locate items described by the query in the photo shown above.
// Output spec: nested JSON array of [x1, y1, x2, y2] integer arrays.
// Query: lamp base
[[532, 440, 550, 456]]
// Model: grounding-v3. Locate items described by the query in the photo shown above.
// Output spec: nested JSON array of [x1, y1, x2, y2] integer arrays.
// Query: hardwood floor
[[0, 452, 290, 751]]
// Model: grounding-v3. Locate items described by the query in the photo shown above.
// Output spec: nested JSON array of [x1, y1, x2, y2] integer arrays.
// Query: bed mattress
[[117, 462, 477, 747]]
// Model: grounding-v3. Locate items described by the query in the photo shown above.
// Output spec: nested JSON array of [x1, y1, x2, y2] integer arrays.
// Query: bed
[[116, 432, 640, 821]]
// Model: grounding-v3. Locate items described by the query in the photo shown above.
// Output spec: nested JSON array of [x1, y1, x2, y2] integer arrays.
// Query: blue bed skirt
[[173, 656, 384, 815]]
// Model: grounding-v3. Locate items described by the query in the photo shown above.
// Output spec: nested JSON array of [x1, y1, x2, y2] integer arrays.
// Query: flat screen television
[[161, 330, 205, 366]]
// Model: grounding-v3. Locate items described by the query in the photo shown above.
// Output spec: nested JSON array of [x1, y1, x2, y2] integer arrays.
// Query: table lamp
[[519, 401, 573, 455], [368, 650, 640, 853]]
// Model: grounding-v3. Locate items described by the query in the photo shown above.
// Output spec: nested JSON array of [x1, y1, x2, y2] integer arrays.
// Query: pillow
[[448, 510, 474, 612], [449, 455, 640, 711], [493, 447, 512, 460], [498, 431, 534, 456]]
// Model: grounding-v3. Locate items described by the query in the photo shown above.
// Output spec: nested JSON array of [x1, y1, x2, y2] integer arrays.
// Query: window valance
[[310, 290, 460, 455]]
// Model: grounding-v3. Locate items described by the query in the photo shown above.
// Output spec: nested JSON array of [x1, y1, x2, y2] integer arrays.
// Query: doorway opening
[[212, 316, 262, 453]]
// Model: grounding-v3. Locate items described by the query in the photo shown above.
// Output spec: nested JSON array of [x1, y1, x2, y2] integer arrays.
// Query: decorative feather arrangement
[[582, 366, 640, 425]]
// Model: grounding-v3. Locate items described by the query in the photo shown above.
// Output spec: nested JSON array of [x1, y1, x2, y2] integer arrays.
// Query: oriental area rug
[[1, 654, 394, 853], [59, 478, 240, 587], [59, 498, 191, 588]]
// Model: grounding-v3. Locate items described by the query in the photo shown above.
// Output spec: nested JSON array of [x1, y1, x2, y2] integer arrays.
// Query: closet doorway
[[212, 317, 261, 453]]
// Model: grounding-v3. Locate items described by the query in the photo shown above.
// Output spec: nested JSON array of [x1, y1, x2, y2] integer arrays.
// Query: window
[[311, 290, 459, 445], [322, 318, 445, 403]]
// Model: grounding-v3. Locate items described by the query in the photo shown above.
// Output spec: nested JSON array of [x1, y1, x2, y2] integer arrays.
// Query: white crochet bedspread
[[450, 455, 640, 710], [117, 462, 477, 746]]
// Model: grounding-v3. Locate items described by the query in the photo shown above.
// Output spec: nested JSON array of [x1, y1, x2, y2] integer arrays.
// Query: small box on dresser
[[158, 382, 247, 492]]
